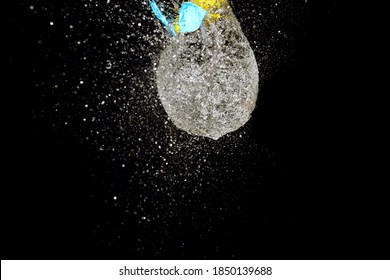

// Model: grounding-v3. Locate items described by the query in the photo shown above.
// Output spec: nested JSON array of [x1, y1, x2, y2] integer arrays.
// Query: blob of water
[[156, 2, 259, 140]]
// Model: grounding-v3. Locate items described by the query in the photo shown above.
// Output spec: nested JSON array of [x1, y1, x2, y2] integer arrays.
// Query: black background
[[2, 0, 388, 259]]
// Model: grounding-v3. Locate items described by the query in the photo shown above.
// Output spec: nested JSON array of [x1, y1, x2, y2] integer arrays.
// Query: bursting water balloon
[[151, 0, 259, 140]]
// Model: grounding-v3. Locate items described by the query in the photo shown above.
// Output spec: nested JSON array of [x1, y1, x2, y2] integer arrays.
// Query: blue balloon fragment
[[149, 1, 208, 34], [150, 0, 170, 27], [178, 2, 208, 33]]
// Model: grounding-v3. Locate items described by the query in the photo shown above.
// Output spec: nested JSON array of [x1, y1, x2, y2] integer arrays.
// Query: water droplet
[[106, 60, 112, 69]]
